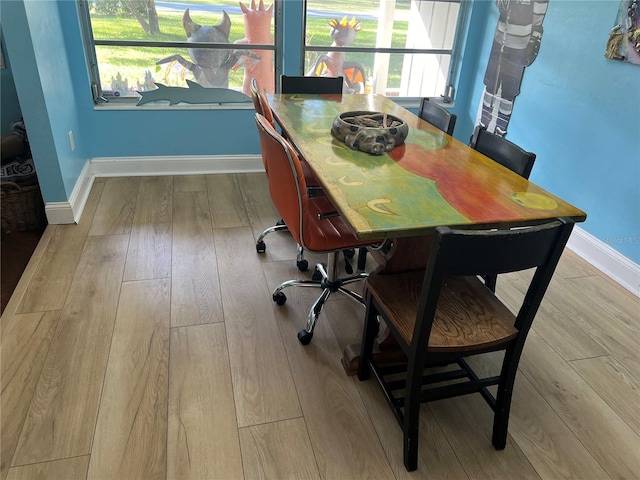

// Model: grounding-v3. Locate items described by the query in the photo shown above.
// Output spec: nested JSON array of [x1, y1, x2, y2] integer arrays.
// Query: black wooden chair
[[470, 126, 538, 291], [358, 218, 574, 471], [280, 75, 344, 94], [470, 126, 536, 179], [417, 98, 457, 136]]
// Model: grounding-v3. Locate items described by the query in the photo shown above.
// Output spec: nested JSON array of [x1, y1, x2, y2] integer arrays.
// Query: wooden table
[[268, 93, 587, 372], [268, 93, 585, 240]]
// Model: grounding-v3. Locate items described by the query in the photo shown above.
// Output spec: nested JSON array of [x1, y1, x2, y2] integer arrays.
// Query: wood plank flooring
[[1, 174, 638, 480]]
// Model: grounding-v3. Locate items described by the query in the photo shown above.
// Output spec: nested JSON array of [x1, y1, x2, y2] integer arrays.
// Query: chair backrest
[[254, 112, 307, 245], [251, 78, 274, 126], [470, 126, 536, 179], [280, 75, 344, 94], [416, 218, 574, 347], [250, 77, 262, 115], [417, 98, 457, 136]]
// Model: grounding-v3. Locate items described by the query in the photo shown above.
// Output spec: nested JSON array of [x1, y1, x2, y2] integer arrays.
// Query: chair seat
[[366, 272, 518, 352], [303, 197, 378, 253]]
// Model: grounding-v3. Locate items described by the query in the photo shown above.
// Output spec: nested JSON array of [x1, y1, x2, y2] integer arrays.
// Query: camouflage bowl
[[331, 111, 408, 155]]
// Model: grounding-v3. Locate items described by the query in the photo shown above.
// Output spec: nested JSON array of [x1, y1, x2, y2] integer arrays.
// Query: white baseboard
[[567, 226, 640, 297], [44, 160, 94, 225], [47, 155, 638, 298], [44, 201, 76, 224], [90, 154, 264, 177], [44, 155, 264, 226]]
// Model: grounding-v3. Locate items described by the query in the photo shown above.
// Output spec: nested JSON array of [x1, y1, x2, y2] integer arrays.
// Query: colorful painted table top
[[268, 93, 586, 240]]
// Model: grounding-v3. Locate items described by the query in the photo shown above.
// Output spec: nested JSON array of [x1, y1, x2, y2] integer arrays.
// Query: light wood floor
[[1, 174, 638, 480]]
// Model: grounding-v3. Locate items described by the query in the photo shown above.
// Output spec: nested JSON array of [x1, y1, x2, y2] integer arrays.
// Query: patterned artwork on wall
[[605, 0, 640, 65]]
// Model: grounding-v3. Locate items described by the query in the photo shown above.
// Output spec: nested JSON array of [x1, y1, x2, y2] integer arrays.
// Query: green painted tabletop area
[[268, 94, 586, 240]]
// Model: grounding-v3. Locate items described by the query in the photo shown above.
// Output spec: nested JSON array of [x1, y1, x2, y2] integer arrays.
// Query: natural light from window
[[79, 0, 465, 103], [304, 0, 462, 98]]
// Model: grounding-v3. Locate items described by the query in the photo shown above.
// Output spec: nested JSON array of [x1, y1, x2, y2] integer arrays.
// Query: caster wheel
[[297, 329, 313, 345], [273, 291, 287, 305], [256, 241, 266, 253], [297, 259, 309, 271]]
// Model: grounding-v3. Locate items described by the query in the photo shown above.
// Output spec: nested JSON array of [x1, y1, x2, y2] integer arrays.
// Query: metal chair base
[[272, 251, 368, 344]]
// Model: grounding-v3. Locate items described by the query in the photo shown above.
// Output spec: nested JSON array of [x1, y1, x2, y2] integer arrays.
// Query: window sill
[[92, 101, 256, 111], [91, 97, 453, 111]]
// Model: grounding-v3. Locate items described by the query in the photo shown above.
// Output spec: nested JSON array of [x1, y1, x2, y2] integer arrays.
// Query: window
[[78, 0, 277, 102], [303, 0, 466, 100]]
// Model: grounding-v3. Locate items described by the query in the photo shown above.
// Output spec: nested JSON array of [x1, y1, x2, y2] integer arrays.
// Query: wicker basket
[[1, 182, 47, 233]]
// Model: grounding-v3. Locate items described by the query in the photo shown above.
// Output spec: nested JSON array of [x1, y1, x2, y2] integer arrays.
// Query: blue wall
[[2, 0, 84, 202], [2, 0, 638, 263], [466, 0, 639, 263]]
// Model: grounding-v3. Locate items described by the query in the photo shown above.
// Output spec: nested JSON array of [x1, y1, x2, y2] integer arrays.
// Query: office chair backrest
[[418, 98, 457, 136], [252, 79, 274, 126], [250, 77, 262, 115], [258, 82, 276, 126], [470, 126, 536, 179], [280, 75, 344, 94], [255, 113, 307, 245]]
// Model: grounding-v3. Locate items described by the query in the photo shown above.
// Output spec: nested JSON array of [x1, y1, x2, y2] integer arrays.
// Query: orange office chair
[[251, 78, 289, 258], [255, 112, 380, 345], [250, 77, 275, 126], [278, 75, 369, 273], [251, 78, 328, 271]]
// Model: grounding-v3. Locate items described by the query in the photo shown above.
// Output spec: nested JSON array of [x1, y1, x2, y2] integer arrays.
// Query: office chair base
[[272, 252, 368, 344], [256, 223, 289, 251], [297, 329, 313, 345], [257, 223, 309, 271]]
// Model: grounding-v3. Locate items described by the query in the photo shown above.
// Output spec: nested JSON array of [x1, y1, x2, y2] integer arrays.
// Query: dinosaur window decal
[[304, 0, 465, 98], [80, 0, 276, 102]]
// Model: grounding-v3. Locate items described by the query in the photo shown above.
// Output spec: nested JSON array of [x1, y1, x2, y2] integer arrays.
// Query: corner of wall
[[44, 159, 93, 225]]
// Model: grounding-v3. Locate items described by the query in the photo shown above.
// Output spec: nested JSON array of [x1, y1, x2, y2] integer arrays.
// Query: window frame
[[78, 0, 280, 106], [300, 0, 468, 104], [77, 0, 469, 107]]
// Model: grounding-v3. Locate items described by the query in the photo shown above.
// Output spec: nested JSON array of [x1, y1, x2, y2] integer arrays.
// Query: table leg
[[341, 235, 433, 376]]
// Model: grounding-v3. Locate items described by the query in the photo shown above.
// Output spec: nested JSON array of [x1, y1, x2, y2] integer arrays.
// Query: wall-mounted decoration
[[475, 0, 549, 137], [605, 0, 640, 65]]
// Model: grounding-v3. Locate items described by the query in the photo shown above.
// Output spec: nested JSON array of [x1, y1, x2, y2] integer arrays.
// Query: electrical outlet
[[68, 131, 75, 152]]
